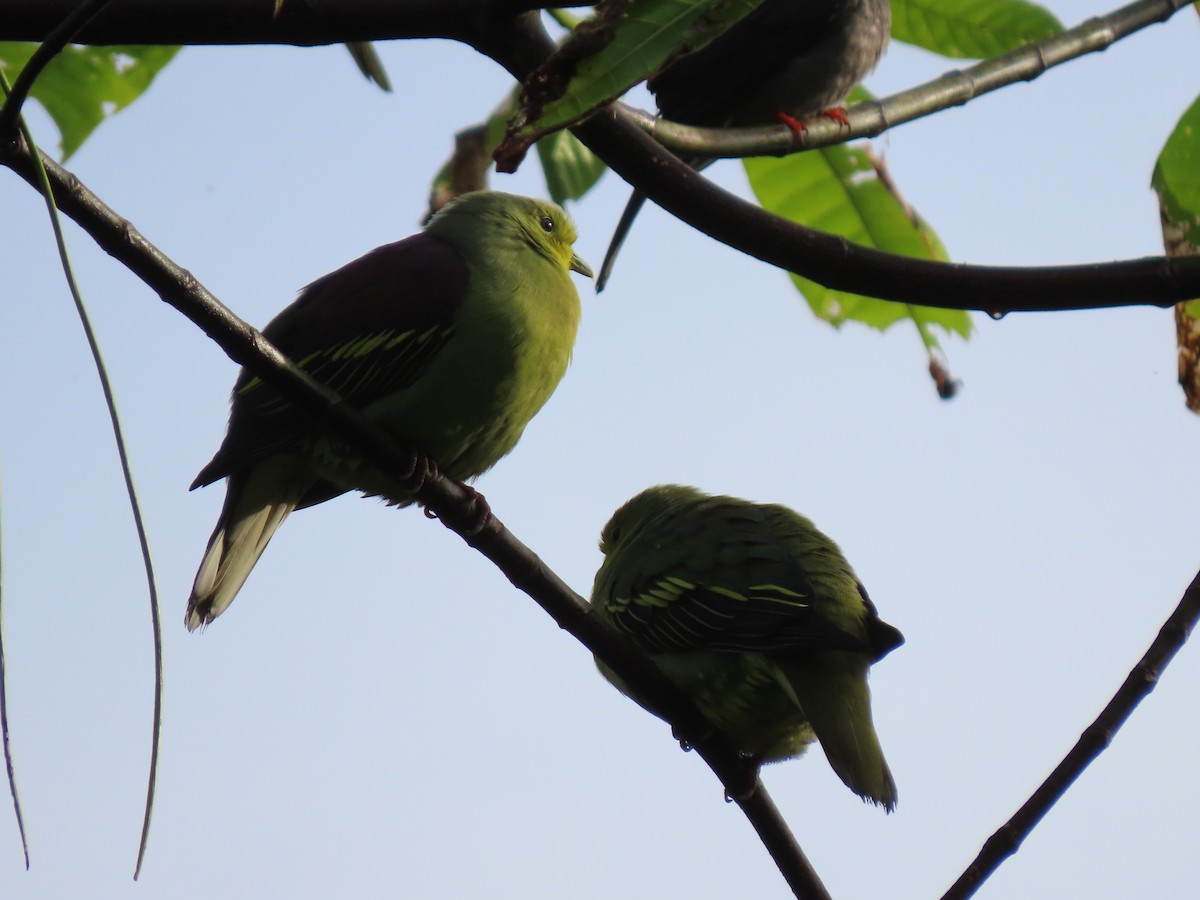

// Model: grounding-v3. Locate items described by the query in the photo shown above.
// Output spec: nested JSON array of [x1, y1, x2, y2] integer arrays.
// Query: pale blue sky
[[2, 3, 1199, 898]]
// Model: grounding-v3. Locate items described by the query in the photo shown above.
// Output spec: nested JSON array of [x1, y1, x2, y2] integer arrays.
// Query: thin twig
[[0, 72, 163, 881], [941, 565, 1200, 900], [634, 0, 1191, 159], [0, 475, 29, 871], [0, 0, 115, 138]]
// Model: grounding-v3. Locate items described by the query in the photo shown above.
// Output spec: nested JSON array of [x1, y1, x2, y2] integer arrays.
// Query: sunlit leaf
[[891, 0, 1062, 59], [745, 144, 972, 351], [0, 43, 179, 158], [496, 0, 764, 171]]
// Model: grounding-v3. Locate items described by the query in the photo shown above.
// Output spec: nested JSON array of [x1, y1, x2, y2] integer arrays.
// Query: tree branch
[[940, 563, 1200, 900], [0, 129, 831, 900], [469, 5, 1200, 314], [6, 0, 1200, 312], [0, 0, 486, 45], [632, 0, 1192, 160], [573, 108, 1200, 312]]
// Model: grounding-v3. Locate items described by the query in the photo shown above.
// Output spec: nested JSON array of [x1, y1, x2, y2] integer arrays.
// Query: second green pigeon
[[590, 484, 902, 809]]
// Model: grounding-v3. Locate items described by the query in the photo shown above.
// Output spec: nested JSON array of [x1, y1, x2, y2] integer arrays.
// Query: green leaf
[[0, 43, 179, 158], [536, 130, 608, 204], [891, 0, 1062, 59], [496, 0, 764, 171], [744, 145, 972, 350], [428, 88, 608, 210], [1152, 93, 1200, 247]]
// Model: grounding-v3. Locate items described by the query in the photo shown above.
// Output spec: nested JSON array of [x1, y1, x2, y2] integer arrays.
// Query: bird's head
[[599, 484, 707, 556], [429, 191, 592, 279]]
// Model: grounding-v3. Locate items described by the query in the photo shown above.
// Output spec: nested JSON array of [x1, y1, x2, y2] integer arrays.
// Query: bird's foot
[[776, 112, 808, 142], [722, 755, 762, 803], [777, 107, 851, 147], [671, 721, 715, 753], [819, 106, 851, 127], [407, 452, 440, 495], [456, 483, 494, 536]]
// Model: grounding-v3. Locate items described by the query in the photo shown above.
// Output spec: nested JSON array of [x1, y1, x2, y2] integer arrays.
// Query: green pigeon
[[187, 191, 591, 631], [590, 484, 902, 809]]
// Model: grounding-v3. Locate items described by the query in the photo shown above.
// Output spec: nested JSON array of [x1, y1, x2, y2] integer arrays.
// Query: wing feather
[[193, 233, 468, 488]]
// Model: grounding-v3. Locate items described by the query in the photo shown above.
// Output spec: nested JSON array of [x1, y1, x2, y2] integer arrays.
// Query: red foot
[[776, 112, 807, 139], [777, 107, 852, 141], [820, 106, 851, 126]]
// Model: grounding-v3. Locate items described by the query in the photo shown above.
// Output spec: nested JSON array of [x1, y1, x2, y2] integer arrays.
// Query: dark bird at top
[[596, 0, 892, 290]]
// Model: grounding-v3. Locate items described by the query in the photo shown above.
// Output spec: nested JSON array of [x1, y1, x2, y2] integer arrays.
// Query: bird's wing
[[192, 233, 468, 488], [600, 521, 868, 656], [648, 0, 845, 126]]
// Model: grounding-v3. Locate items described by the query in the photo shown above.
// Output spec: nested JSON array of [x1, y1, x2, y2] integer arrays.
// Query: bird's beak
[[570, 253, 594, 279]]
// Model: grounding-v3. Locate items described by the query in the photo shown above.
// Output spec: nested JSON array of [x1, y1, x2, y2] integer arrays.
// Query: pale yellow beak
[[570, 253, 594, 279]]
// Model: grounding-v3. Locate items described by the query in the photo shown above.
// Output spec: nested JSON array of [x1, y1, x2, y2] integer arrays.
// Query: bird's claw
[[407, 452, 440, 493], [723, 757, 761, 802], [458, 484, 494, 536], [820, 106, 851, 126], [778, 107, 851, 147], [776, 112, 808, 143]]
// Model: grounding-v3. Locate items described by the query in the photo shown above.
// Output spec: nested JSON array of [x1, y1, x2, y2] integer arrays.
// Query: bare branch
[[572, 106, 1200, 312], [634, 0, 1192, 159], [0, 0, 489, 45], [941, 564, 1200, 900]]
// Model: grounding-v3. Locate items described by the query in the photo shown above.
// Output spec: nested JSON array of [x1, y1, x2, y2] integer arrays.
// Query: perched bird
[[596, 0, 892, 290], [590, 485, 902, 808], [186, 191, 591, 631]]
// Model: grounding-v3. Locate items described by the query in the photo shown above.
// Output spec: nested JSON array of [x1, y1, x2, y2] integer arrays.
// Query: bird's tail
[[781, 655, 897, 810], [595, 189, 650, 292], [186, 469, 302, 632]]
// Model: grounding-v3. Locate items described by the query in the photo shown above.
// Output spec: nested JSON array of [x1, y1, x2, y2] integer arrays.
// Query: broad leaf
[[744, 144, 972, 352], [429, 89, 606, 210], [1153, 93, 1200, 413], [1152, 93, 1200, 247], [891, 0, 1062, 59], [0, 43, 179, 158], [496, 0, 764, 171], [536, 130, 607, 204]]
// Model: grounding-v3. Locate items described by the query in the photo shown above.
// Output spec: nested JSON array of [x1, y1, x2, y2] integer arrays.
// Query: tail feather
[[595, 189, 649, 292], [596, 155, 715, 293], [186, 470, 302, 632], [780, 655, 897, 810]]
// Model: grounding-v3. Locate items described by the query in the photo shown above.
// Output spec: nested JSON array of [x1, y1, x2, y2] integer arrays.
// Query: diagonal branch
[[0, 131, 831, 900], [941, 564, 1200, 900]]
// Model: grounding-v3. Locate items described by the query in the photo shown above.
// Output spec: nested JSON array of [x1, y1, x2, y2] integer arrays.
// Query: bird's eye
[[540, 216, 555, 233]]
